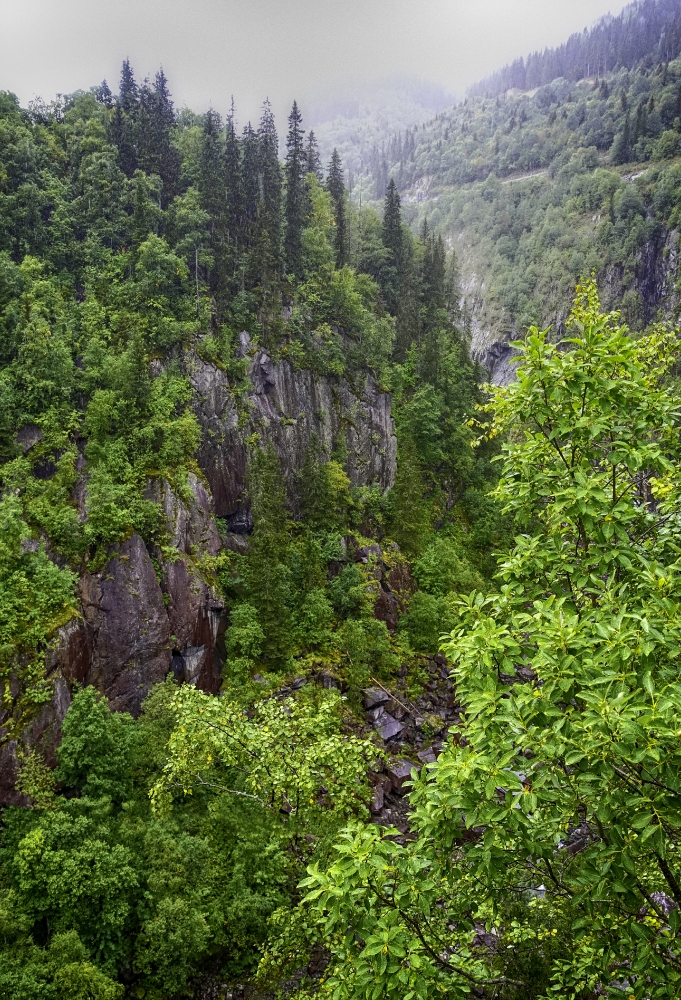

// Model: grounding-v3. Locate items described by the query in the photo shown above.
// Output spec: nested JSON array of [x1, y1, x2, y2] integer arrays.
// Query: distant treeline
[[469, 0, 681, 97]]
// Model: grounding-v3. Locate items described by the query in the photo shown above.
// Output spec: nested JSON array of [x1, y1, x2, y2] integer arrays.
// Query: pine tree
[[326, 149, 347, 268], [284, 101, 306, 277], [305, 131, 323, 181]]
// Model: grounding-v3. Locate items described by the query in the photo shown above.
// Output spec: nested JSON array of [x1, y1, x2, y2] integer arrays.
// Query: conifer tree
[[388, 437, 432, 560], [95, 80, 114, 108], [198, 108, 228, 296], [110, 59, 139, 177], [224, 101, 243, 254], [137, 69, 181, 207], [284, 101, 307, 277], [611, 110, 631, 164], [240, 122, 260, 253], [381, 178, 403, 313], [382, 179, 403, 268], [119, 59, 138, 113], [305, 131, 323, 181], [256, 100, 282, 281], [326, 148, 347, 267], [245, 443, 292, 665]]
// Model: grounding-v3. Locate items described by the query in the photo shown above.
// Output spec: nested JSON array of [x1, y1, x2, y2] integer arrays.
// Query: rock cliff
[[0, 354, 397, 803]]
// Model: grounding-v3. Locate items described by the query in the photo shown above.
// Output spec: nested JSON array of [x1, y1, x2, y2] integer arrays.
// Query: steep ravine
[[0, 349, 397, 804]]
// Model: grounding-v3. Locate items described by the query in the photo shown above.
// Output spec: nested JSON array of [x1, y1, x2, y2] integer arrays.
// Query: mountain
[[469, 0, 681, 97], [307, 77, 454, 185], [344, 2, 681, 373]]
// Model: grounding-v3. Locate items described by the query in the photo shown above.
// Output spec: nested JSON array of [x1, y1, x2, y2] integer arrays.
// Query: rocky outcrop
[[353, 540, 415, 632], [0, 477, 228, 803], [190, 342, 397, 526], [2, 355, 397, 803]]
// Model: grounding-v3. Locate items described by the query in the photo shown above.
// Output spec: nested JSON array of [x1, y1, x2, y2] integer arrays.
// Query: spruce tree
[[284, 101, 306, 277], [388, 437, 432, 560], [326, 148, 347, 267], [198, 108, 228, 297], [256, 100, 282, 281], [137, 69, 181, 207], [111, 59, 139, 177], [305, 131, 323, 181], [119, 59, 138, 113], [381, 178, 403, 314], [241, 122, 260, 253], [382, 179, 403, 268], [95, 80, 114, 108], [611, 110, 631, 165], [224, 101, 243, 253], [245, 443, 293, 665]]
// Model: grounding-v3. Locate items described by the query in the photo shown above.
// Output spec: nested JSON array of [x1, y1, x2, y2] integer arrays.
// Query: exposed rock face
[[190, 347, 397, 523], [57, 477, 227, 714], [77, 532, 172, 713], [2, 358, 396, 803]]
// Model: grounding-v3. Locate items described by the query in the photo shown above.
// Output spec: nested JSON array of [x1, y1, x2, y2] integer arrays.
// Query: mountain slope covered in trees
[[0, 59, 507, 998], [347, 0, 681, 362]]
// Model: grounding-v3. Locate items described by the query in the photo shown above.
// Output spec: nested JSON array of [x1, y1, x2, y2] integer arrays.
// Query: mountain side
[[350, 69, 681, 368]]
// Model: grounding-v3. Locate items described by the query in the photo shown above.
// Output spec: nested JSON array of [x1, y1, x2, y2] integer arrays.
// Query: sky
[[0, 0, 625, 125]]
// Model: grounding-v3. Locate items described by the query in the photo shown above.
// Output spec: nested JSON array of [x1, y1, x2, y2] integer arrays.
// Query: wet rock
[[387, 759, 415, 794], [370, 784, 384, 814], [374, 586, 400, 631], [221, 532, 249, 555], [417, 747, 437, 765], [79, 533, 172, 714], [16, 424, 42, 453], [377, 715, 404, 741], [190, 352, 396, 521], [363, 687, 390, 710]]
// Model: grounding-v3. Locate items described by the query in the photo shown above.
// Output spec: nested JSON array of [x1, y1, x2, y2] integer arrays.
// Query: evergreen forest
[[4, 0, 681, 996]]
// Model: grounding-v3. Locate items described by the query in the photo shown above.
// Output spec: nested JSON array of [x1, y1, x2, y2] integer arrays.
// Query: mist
[[1, 0, 622, 126]]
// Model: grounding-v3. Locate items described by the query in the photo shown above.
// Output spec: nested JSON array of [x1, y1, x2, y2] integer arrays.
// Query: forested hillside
[[0, 61, 506, 998], [347, 0, 681, 367], [5, 3, 681, 996]]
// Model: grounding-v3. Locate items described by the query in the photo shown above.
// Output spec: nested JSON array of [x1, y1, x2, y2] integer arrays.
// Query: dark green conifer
[[95, 80, 114, 108], [198, 108, 228, 297], [119, 59, 138, 113], [381, 178, 403, 313], [256, 100, 282, 281], [611, 111, 631, 164], [245, 442, 292, 665], [110, 59, 139, 177], [284, 101, 307, 277], [305, 131, 323, 181], [224, 101, 243, 252], [137, 69, 181, 207], [240, 122, 260, 253], [326, 148, 347, 267]]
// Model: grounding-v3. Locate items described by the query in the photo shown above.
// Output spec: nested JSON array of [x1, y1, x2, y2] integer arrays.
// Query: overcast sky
[[1, 0, 624, 125]]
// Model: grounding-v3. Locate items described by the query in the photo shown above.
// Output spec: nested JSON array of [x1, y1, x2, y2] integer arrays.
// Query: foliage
[[303, 285, 681, 999]]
